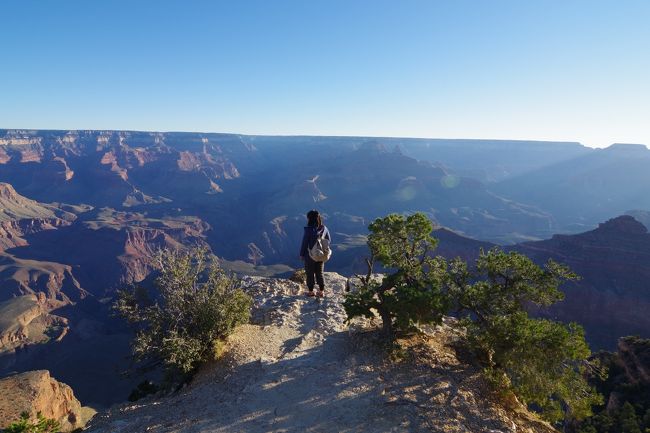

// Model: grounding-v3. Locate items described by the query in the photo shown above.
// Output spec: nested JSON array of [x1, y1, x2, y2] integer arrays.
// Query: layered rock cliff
[[0, 253, 87, 303], [0, 294, 68, 353], [0, 130, 250, 207], [0, 183, 75, 251]]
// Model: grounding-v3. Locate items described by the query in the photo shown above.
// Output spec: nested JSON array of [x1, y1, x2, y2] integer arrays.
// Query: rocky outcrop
[[587, 336, 650, 414], [0, 370, 88, 432], [0, 183, 75, 251], [0, 218, 72, 251], [103, 212, 212, 286], [617, 336, 650, 386], [0, 254, 87, 303], [100, 151, 129, 181], [118, 226, 197, 283], [0, 147, 10, 164], [87, 273, 555, 433], [0, 294, 69, 353]]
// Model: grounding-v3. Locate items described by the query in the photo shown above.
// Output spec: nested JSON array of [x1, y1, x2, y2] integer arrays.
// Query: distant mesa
[[604, 143, 649, 152], [358, 140, 388, 153]]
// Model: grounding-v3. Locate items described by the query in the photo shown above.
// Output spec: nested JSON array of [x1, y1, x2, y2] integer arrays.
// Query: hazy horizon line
[[3, 126, 649, 150]]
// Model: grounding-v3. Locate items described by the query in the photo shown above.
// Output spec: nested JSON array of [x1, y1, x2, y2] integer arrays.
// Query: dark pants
[[304, 257, 325, 291]]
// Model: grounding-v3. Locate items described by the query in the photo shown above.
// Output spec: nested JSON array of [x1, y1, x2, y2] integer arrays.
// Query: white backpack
[[309, 232, 332, 262]]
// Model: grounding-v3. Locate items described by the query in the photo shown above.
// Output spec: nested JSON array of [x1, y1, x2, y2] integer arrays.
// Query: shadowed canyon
[[1, 129, 649, 408]]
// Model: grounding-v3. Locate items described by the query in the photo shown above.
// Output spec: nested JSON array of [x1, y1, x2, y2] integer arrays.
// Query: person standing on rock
[[300, 210, 331, 298]]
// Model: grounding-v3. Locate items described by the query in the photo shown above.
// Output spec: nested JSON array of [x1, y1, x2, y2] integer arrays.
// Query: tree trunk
[[378, 304, 393, 340]]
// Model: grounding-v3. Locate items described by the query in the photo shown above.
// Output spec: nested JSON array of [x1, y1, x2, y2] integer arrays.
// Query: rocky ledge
[[87, 273, 555, 433]]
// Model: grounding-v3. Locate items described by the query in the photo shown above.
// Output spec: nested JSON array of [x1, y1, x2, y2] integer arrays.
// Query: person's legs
[[304, 258, 315, 293], [315, 261, 325, 293]]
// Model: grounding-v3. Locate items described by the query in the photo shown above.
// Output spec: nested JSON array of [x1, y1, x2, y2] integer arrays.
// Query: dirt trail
[[87, 273, 555, 433]]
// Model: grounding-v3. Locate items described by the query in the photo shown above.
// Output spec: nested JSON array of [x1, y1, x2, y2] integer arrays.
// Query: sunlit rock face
[[0, 370, 89, 432], [0, 130, 249, 207]]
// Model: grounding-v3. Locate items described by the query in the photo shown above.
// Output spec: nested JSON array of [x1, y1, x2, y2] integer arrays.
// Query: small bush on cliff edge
[[115, 247, 252, 383]]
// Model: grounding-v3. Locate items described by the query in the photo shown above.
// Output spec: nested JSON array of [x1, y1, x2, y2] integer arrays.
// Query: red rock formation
[[20, 151, 41, 163], [0, 253, 88, 304], [177, 150, 202, 171], [52, 156, 74, 180], [120, 228, 174, 283], [0, 218, 70, 251], [100, 151, 129, 181], [0, 148, 9, 164], [0, 294, 69, 353], [0, 370, 86, 432], [0, 183, 75, 251]]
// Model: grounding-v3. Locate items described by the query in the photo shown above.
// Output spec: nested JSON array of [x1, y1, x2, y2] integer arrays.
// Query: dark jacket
[[300, 225, 331, 258]]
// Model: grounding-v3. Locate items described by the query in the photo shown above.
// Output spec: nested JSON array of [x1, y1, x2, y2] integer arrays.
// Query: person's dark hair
[[306, 210, 322, 227]]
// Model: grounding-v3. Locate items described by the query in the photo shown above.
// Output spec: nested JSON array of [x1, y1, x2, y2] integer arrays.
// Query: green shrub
[[345, 212, 602, 426], [288, 268, 306, 284], [619, 401, 643, 433], [448, 248, 602, 424], [343, 213, 448, 338], [115, 247, 252, 382], [128, 380, 159, 402], [3, 412, 60, 433]]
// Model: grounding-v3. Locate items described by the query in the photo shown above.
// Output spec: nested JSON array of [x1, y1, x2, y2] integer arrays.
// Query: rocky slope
[[616, 337, 650, 388], [0, 370, 93, 432], [87, 273, 555, 433], [0, 294, 68, 354], [0, 206, 213, 406], [0, 253, 87, 303], [0, 182, 75, 251], [513, 215, 650, 349], [573, 336, 650, 432], [0, 184, 85, 352]]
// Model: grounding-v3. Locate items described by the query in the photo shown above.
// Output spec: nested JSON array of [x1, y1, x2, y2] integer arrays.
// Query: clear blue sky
[[1, 0, 648, 147]]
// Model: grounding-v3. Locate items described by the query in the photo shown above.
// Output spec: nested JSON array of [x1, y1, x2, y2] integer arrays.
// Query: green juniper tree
[[343, 213, 448, 338], [447, 249, 602, 424], [344, 212, 602, 426], [619, 402, 642, 433]]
